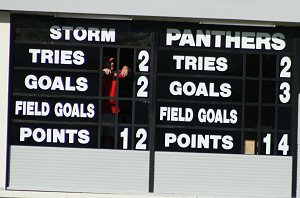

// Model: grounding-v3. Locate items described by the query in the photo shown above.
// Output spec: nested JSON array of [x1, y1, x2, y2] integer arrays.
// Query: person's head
[[103, 57, 115, 70]]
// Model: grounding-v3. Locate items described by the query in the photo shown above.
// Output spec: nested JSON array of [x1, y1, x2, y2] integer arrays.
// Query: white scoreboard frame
[[1, 2, 300, 196]]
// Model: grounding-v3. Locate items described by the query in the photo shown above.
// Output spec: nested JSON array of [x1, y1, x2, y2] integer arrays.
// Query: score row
[[13, 43, 293, 79], [10, 122, 291, 155]]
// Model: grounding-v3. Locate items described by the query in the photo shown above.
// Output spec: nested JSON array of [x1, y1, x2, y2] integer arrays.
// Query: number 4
[[278, 134, 289, 155]]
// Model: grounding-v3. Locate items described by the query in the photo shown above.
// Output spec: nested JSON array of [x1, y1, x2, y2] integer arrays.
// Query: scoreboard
[[8, 14, 298, 195], [10, 14, 297, 155]]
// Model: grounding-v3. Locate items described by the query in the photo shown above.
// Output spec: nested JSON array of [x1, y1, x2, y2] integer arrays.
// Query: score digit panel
[[9, 14, 297, 156]]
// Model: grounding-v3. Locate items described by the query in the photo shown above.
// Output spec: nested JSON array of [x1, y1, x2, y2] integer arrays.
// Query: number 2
[[135, 128, 147, 150], [138, 50, 149, 72], [280, 56, 291, 78], [137, 76, 148, 97]]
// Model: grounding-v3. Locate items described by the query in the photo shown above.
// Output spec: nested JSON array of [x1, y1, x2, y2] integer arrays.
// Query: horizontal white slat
[[155, 152, 292, 197], [9, 146, 149, 193]]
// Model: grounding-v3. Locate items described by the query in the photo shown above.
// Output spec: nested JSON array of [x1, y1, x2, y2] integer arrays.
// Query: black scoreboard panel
[[9, 14, 298, 157], [156, 29, 296, 155]]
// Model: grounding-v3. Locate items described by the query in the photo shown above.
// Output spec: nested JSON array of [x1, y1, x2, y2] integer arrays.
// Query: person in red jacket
[[101, 57, 130, 148], [102, 57, 129, 115]]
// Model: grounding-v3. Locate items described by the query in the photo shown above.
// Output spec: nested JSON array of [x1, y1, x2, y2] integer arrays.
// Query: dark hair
[[103, 57, 115, 69]]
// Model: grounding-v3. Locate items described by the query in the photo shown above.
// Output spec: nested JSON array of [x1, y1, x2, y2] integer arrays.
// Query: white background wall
[[0, 11, 10, 190], [1, 0, 300, 24]]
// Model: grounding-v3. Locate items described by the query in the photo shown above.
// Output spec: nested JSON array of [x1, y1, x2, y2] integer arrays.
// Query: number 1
[[120, 128, 129, 149], [263, 133, 271, 155]]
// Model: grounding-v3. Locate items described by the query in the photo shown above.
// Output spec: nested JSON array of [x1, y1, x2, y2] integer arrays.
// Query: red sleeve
[[118, 70, 126, 79]]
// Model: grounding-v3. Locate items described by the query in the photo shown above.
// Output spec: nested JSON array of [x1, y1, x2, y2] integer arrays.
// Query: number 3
[[279, 82, 290, 103]]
